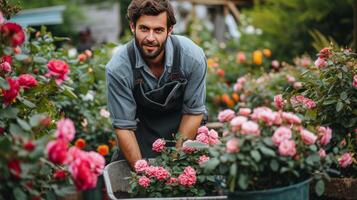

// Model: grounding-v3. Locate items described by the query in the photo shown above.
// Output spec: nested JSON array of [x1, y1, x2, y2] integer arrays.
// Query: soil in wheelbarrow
[[114, 191, 131, 199]]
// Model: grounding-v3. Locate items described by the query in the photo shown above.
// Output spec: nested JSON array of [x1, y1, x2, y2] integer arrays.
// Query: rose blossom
[[153, 167, 170, 181], [182, 140, 196, 154], [208, 129, 219, 145], [7, 159, 21, 180], [46, 139, 68, 165], [0, 11, 4, 24], [300, 129, 317, 145], [138, 176, 151, 188], [2, 77, 20, 105], [55, 118, 76, 142], [353, 75, 357, 88], [46, 60, 70, 85], [218, 109, 235, 122], [198, 155, 210, 165], [230, 116, 248, 131], [152, 138, 166, 152], [271, 60, 280, 69], [314, 57, 327, 68], [319, 149, 326, 158], [100, 108, 110, 118], [226, 138, 239, 153], [0, 61, 11, 72], [69, 157, 98, 190], [18, 74, 38, 89], [293, 82, 303, 89], [178, 166, 196, 187], [339, 153, 353, 168], [318, 126, 332, 145], [282, 112, 302, 124], [278, 140, 296, 157], [272, 127, 292, 146], [86, 151, 105, 175], [286, 75, 296, 83], [238, 108, 251, 116], [196, 133, 209, 145], [197, 126, 209, 135], [319, 47, 331, 59], [302, 98, 316, 109], [0, 22, 25, 46], [135, 160, 149, 173], [53, 170, 67, 180], [241, 121, 260, 136], [274, 94, 284, 109], [166, 177, 178, 185]]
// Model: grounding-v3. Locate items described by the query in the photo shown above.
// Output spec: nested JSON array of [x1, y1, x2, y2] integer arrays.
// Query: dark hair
[[127, 0, 176, 28]]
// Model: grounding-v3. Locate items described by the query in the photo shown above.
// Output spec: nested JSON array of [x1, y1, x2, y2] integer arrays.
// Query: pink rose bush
[[129, 129, 220, 197], [203, 103, 333, 194]]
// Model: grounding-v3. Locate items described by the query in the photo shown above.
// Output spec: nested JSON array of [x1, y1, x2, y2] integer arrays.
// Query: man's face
[[131, 12, 172, 60]]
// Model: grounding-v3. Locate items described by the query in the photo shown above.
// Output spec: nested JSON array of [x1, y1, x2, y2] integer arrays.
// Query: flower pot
[[228, 179, 311, 200], [323, 177, 357, 200]]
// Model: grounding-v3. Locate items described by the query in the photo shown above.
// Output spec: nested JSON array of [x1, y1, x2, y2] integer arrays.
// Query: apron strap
[[127, 40, 144, 85], [169, 35, 183, 81]]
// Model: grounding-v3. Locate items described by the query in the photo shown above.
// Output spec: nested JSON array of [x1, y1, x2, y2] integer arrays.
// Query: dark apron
[[112, 36, 187, 160]]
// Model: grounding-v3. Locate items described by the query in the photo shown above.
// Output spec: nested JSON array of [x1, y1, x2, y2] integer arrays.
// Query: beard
[[134, 33, 168, 60]]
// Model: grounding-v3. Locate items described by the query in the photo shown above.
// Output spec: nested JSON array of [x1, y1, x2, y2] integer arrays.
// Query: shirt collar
[[133, 36, 174, 69]]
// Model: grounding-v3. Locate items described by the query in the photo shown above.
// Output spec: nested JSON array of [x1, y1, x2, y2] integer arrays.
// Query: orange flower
[[108, 139, 117, 147], [75, 138, 86, 149], [263, 48, 272, 57], [226, 99, 235, 108], [77, 53, 87, 62], [221, 93, 230, 104], [207, 58, 219, 68], [97, 145, 109, 156], [252, 50, 263, 65], [232, 93, 240, 102], [216, 68, 225, 77]]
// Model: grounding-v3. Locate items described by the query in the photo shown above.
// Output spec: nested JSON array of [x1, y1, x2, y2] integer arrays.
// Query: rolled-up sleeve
[[106, 68, 137, 130], [182, 51, 207, 115]]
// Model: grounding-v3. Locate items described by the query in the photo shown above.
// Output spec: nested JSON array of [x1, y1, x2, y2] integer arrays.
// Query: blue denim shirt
[[105, 35, 207, 130]]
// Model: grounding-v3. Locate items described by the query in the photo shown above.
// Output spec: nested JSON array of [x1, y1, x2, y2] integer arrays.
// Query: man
[[105, 0, 207, 168]]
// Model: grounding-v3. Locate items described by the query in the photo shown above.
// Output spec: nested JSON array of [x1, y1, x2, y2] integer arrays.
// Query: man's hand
[[175, 114, 203, 149], [115, 129, 142, 169]]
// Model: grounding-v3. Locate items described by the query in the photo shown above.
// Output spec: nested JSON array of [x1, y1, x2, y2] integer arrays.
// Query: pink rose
[[0, 11, 4, 24], [69, 158, 98, 190], [166, 177, 178, 185], [238, 108, 251, 116], [278, 140, 296, 157], [272, 127, 292, 146], [286, 75, 296, 83], [293, 82, 303, 89], [153, 167, 170, 181], [18, 74, 38, 89], [300, 129, 317, 145], [302, 98, 316, 109], [314, 57, 327, 68], [274, 94, 284, 109], [230, 116, 248, 131], [178, 166, 196, 187], [182, 140, 196, 154], [2, 77, 20, 105], [86, 152, 105, 175], [46, 139, 68, 165], [282, 112, 302, 124], [251, 107, 275, 125], [318, 126, 332, 145], [241, 121, 260, 136], [0, 62, 11, 72], [319, 148, 326, 158], [353, 75, 357, 88], [135, 160, 149, 173], [65, 146, 85, 164], [208, 129, 219, 145], [152, 138, 166, 152], [100, 108, 110, 118], [0, 22, 25, 46], [226, 138, 239, 153], [237, 52, 246, 63], [271, 60, 280, 69], [198, 155, 210, 165], [197, 126, 209, 135], [46, 60, 70, 85], [55, 118, 76, 142], [196, 133, 209, 145], [218, 109, 235, 122], [145, 166, 157, 177], [339, 153, 353, 168]]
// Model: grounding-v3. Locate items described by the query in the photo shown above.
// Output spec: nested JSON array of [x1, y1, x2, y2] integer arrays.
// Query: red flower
[[46, 139, 68, 165], [0, 62, 12, 73], [318, 47, 331, 59], [2, 77, 20, 105], [1, 55, 12, 64], [0, 22, 25, 46], [53, 169, 67, 180], [18, 74, 38, 89], [7, 159, 21, 180], [0, 127, 4, 135], [46, 60, 70, 85], [23, 140, 36, 151]]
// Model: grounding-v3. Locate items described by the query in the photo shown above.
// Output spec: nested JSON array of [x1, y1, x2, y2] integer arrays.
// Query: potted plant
[[203, 105, 332, 200]]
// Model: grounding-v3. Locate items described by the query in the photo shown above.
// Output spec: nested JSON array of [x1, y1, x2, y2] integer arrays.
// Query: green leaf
[[238, 174, 249, 190], [204, 158, 220, 171], [315, 180, 325, 196], [0, 107, 19, 119], [230, 162, 237, 178], [305, 109, 317, 120], [270, 159, 279, 172], [29, 114, 46, 127], [263, 138, 274, 146], [9, 123, 23, 135], [322, 99, 336, 105], [340, 92, 348, 100], [0, 77, 9, 89], [336, 101, 343, 112], [250, 150, 261, 162], [13, 187, 27, 200], [259, 146, 276, 157], [16, 118, 31, 131], [33, 56, 47, 64], [20, 98, 36, 108], [14, 54, 30, 61], [62, 85, 78, 99]]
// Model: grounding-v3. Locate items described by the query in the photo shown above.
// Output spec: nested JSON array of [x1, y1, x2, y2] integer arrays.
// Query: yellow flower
[[253, 50, 263, 65]]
